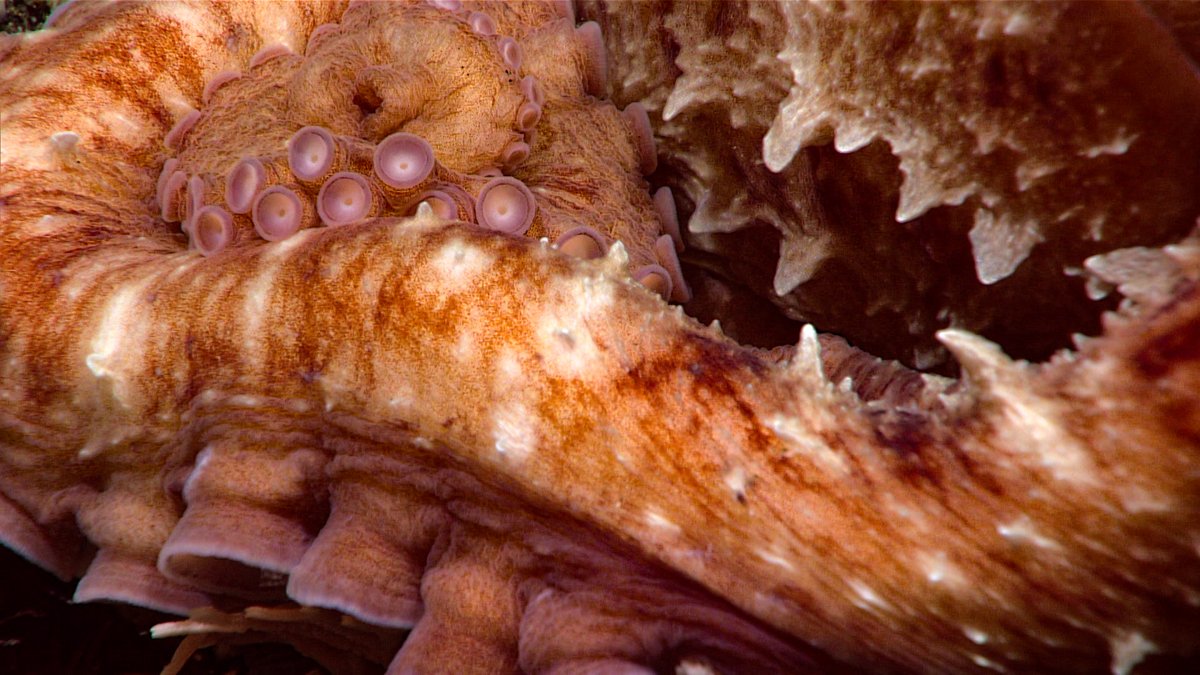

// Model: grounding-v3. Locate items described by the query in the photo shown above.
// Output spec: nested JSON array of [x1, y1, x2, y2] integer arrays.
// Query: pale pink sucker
[[475, 177, 536, 236], [253, 186, 311, 241], [317, 172, 377, 226], [191, 206, 234, 257], [373, 132, 435, 189], [288, 126, 338, 183]]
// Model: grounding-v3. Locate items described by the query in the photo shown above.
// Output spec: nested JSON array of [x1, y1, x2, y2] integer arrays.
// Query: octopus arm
[[0, 1, 1198, 674]]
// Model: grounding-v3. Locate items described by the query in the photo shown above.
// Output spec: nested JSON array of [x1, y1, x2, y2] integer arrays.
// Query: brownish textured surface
[[583, 0, 1200, 371]]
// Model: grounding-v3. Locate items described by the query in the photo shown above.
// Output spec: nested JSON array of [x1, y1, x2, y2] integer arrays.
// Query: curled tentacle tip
[[428, 0, 462, 9], [501, 141, 530, 170], [633, 264, 673, 301], [317, 172, 375, 226], [252, 186, 305, 241], [201, 70, 241, 105], [288, 126, 336, 182], [163, 109, 201, 150], [192, 206, 233, 257], [498, 37, 523, 71], [186, 174, 206, 221], [476, 177, 536, 236], [653, 186, 683, 251], [623, 102, 658, 175], [373, 132, 435, 189], [576, 22, 608, 97], [469, 11, 496, 36], [249, 43, 292, 69], [520, 75, 545, 107], [555, 226, 606, 260], [225, 158, 267, 214], [654, 234, 692, 303], [516, 102, 542, 132], [160, 170, 188, 222], [155, 158, 179, 209]]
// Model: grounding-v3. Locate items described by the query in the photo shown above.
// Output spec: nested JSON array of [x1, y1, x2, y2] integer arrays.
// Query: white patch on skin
[[388, 381, 415, 414], [536, 314, 603, 380], [98, 109, 145, 146], [495, 349, 522, 382], [454, 331, 476, 364], [30, 214, 75, 235], [49, 131, 80, 155], [360, 269, 380, 299], [848, 579, 890, 611], [964, 627, 990, 645], [258, 12, 299, 51], [723, 464, 748, 500], [157, 2, 211, 40], [767, 415, 849, 475], [433, 239, 492, 292], [675, 659, 718, 675], [1116, 483, 1172, 514], [319, 372, 358, 413], [756, 548, 795, 572], [270, 228, 316, 256], [493, 401, 537, 462], [1083, 131, 1137, 158], [156, 82, 195, 118], [997, 516, 1061, 551], [920, 551, 963, 586], [85, 282, 150, 407], [1109, 631, 1156, 675], [971, 654, 1004, 671], [241, 265, 277, 353], [644, 509, 681, 535], [535, 274, 615, 381], [227, 395, 260, 408]]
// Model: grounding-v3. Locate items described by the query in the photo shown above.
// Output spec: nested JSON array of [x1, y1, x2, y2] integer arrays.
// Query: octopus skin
[[0, 1, 1198, 674]]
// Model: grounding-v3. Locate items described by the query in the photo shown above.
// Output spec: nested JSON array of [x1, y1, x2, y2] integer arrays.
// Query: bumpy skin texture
[[582, 0, 1200, 369], [1, 1, 1199, 674]]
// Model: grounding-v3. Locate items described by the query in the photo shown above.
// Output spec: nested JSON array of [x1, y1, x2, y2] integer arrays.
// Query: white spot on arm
[[723, 464, 748, 500], [964, 627, 989, 645], [49, 131, 79, 154], [1109, 631, 1156, 675], [767, 414, 849, 475], [644, 509, 681, 535], [241, 266, 278, 354], [755, 548, 795, 572], [86, 283, 151, 406], [919, 550, 963, 586], [847, 578, 890, 611], [493, 401, 537, 462], [971, 654, 1005, 671], [433, 239, 492, 292], [997, 515, 1061, 551]]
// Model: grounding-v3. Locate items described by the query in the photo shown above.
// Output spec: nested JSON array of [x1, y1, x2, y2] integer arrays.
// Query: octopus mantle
[[1, 1, 1199, 674]]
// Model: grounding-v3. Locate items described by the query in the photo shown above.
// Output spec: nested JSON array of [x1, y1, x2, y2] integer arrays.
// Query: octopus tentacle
[[2, 1, 1199, 674]]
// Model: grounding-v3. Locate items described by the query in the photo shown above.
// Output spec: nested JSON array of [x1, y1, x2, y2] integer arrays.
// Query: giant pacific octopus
[[1, 0, 1199, 673]]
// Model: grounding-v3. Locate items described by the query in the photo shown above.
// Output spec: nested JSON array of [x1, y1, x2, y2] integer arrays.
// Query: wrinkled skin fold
[[1, 1, 1199, 674]]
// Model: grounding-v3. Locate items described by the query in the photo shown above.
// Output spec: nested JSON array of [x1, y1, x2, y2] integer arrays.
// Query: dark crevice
[[669, 138, 1152, 376]]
